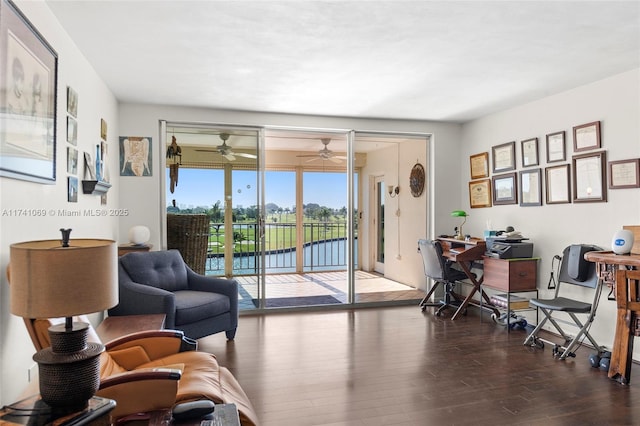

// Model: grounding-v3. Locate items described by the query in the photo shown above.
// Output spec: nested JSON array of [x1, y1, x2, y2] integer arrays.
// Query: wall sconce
[[388, 185, 399, 198]]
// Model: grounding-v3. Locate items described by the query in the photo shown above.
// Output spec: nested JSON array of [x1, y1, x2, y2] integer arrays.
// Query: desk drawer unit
[[483, 257, 537, 292]]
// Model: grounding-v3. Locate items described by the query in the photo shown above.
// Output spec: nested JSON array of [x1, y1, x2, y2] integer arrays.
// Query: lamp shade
[[451, 210, 468, 217], [9, 239, 118, 318]]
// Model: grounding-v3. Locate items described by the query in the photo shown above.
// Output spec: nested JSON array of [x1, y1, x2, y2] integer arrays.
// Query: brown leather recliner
[[26, 317, 258, 426]]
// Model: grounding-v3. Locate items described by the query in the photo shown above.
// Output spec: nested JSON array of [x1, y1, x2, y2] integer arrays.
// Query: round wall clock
[[410, 163, 425, 197]]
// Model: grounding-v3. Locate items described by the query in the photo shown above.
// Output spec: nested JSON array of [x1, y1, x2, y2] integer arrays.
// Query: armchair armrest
[[106, 330, 197, 360], [109, 263, 176, 326], [186, 268, 239, 323], [97, 368, 181, 419]]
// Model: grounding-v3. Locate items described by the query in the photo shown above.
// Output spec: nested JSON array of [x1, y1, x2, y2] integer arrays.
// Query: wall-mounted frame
[[0, 0, 58, 183], [521, 137, 538, 167], [546, 131, 565, 163], [492, 141, 516, 173], [492, 172, 517, 205], [519, 168, 542, 207], [469, 179, 492, 208], [67, 146, 78, 174], [67, 86, 77, 117], [545, 164, 571, 204], [573, 121, 601, 152], [609, 158, 640, 189], [572, 151, 606, 203], [470, 152, 489, 179], [66, 116, 77, 145]]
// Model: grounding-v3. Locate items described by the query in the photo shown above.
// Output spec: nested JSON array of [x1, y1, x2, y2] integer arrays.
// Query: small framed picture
[[67, 147, 78, 174], [519, 168, 542, 207], [521, 138, 538, 167], [469, 179, 492, 208], [101, 118, 107, 140], [67, 116, 77, 145], [609, 158, 640, 189], [470, 152, 489, 179], [492, 172, 517, 205], [573, 121, 601, 152], [545, 164, 571, 204], [572, 151, 606, 202], [546, 131, 566, 163], [67, 86, 78, 117], [492, 141, 516, 173], [67, 176, 78, 202]]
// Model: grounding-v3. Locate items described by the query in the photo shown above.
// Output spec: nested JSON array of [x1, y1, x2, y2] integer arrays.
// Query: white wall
[[118, 103, 462, 291], [0, 1, 119, 404], [461, 69, 640, 355]]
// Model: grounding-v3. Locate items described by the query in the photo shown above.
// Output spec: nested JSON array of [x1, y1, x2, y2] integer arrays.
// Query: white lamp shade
[[128, 225, 150, 245]]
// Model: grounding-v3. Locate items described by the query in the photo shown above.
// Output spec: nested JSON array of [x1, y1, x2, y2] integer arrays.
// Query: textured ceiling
[[45, 1, 639, 123]]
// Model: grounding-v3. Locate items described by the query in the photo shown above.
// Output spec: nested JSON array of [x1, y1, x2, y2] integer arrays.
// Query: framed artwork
[[67, 176, 78, 202], [66, 116, 77, 145], [67, 86, 77, 117], [470, 152, 489, 179], [521, 138, 538, 167], [67, 146, 78, 174], [0, 0, 58, 183], [492, 141, 515, 173], [519, 168, 542, 207], [572, 151, 606, 203], [573, 121, 601, 152], [609, 158, 640, 189], [469, 179, 492, 208], [100, 118, 107, 140], [119, 136, 152, 176], [545, 164, 571, 204], [84, 151, 95, 180], [546, 131, 565, 163], [492, 172, 517, 205]]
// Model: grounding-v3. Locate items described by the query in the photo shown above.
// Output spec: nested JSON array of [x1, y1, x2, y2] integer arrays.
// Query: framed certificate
[[609, 158, 640, 189], [546, 131, 565, 163], [469, 179, 492, 208], [470, 152, 489, 179], [492, 141, 515, 173], [521, 138, 538, 167]]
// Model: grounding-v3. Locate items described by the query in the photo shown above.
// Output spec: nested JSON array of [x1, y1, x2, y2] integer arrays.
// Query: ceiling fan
[[296, 138, 347, 163], [196, 133, 257, 161]]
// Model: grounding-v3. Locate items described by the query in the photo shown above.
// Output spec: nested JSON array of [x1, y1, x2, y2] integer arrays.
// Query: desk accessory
[[451, 210, 468, 240]]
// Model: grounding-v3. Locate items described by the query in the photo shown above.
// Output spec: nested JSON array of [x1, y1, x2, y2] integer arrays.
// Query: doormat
[[253, 295, 342, 308]]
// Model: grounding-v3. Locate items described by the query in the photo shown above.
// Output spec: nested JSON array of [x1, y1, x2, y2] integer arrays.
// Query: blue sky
[[167, 169, 349, 210]]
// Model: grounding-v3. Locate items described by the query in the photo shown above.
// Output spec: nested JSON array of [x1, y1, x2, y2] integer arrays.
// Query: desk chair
[[418, 239, 471, 316], [523, 244, 605, 359]]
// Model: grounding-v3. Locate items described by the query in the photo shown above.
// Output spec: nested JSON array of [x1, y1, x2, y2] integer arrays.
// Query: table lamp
[[9, 230, 117, 413], [451, 210, 468, 240]]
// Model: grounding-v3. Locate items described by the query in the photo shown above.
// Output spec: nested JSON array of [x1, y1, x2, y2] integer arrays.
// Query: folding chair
[[523, 244, 606, 359], [418, 239, 470, 316]]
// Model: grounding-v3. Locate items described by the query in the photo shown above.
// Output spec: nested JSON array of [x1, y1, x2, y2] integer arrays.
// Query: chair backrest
[[557, 244, 600, 289], [120, 249, 189, 292], [418, 239, 448, 281]]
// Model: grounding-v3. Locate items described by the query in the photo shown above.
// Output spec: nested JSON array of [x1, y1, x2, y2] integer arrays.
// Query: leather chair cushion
[[108, 346, 152, 370], [120, 250, 188, 292], [174, 290, 230, 326], [99, 351, 127, 377]]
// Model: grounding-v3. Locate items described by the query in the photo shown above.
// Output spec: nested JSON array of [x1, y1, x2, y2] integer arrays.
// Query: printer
[[485, 236, 534, 259]]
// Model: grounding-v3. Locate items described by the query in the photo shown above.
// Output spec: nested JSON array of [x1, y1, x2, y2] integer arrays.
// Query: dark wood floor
[[198, 305, 640, 426]]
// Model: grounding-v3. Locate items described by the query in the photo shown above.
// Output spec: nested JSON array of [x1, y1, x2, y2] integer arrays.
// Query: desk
[[437, 237, 499, 320], [584, 250, 640, 385]]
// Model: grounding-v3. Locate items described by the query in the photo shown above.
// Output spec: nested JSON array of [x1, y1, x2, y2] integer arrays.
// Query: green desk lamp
[[451, 210, 468, 240]]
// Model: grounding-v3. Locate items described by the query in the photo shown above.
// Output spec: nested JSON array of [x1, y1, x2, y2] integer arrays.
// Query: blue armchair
[[109, 249, 238, 340]]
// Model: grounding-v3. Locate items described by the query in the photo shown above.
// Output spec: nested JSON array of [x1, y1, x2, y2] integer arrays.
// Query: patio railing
[[204, 221, 352, 275]]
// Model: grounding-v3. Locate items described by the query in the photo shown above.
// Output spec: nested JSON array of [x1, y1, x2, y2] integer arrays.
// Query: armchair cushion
[[120, 250, 188, 292], [174, 290, 230, 326]]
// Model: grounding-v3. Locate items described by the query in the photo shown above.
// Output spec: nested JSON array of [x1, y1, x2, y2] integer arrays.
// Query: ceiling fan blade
[[224, 153, 236, 161], [328, 157, 343, 163], [296, 154, 320, 158], [195, 149, 217, 152], [234, 152, 257, 159], [305, 157, 321, 163]]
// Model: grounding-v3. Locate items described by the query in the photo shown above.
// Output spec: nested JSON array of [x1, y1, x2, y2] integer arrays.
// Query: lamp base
[[32, 322, 104, 412]]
